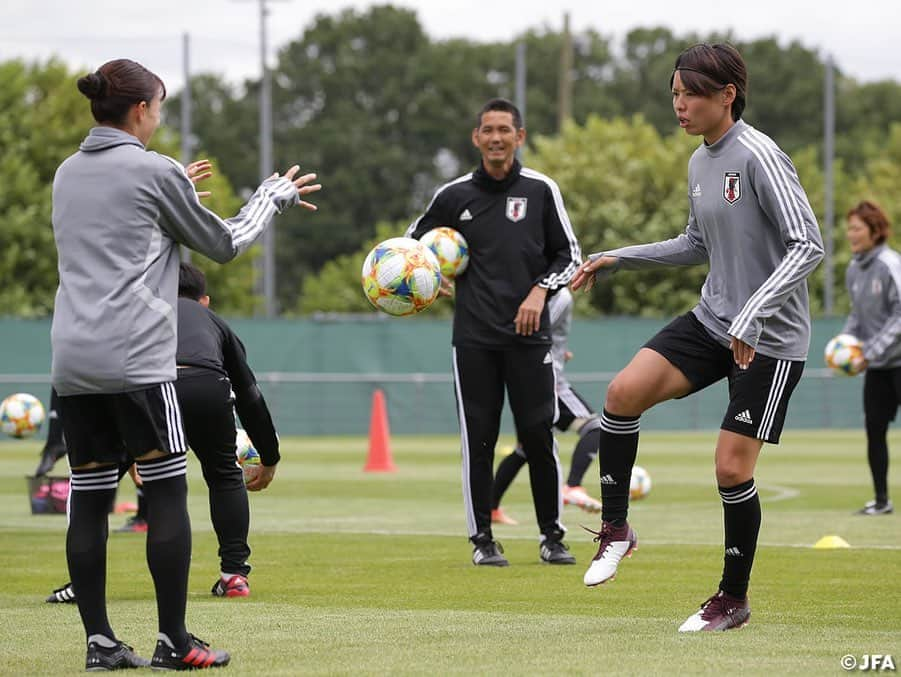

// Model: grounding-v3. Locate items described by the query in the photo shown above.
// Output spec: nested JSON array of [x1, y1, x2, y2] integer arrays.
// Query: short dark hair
[[847, 200, 891, 245], [178, 261, 207, 300], [77, 58, 166, 125], [671, 43, 747, 121], [476, 98, 523, 130]]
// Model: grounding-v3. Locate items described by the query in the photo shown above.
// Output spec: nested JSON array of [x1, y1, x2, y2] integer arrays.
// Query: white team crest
[[506, 197, 528, 222], [723, 172, 741, 204]]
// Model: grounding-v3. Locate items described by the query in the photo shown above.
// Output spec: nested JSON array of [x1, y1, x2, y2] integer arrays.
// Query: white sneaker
[[582, 521, 637, 587], [562, 485, 602, 513]]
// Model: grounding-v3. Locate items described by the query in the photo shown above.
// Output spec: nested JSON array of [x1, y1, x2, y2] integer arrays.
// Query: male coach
[[407, 98, 582, 566]]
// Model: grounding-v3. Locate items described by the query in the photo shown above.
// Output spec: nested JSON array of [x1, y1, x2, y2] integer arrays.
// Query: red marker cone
[[364, 389, 396, 472]]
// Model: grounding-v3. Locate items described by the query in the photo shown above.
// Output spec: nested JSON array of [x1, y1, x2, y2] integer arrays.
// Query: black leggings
[[863, 368, 900, 502], [175, 369, 251, 575]]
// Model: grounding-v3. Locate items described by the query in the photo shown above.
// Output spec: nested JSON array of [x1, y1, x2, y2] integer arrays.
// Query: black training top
[[176, 297, 279, 465], [407, 159, 581, 348]]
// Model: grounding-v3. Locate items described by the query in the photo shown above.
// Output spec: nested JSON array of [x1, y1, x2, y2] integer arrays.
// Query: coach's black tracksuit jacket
[[406, 159, 581, 347]]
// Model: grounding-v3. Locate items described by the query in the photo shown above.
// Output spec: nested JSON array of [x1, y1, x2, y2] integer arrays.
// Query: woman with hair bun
[[573, 43, 824, 631], [52, 58, 321, 671], [843, 200, 898, 516]]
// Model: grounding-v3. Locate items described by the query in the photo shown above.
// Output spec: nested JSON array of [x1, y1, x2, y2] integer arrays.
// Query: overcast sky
[[1, 0, 898, 92]]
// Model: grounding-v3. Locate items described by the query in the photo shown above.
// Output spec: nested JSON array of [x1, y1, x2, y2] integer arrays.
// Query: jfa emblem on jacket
[[723, 172, 741, 204], [506, 197, 528, 222]]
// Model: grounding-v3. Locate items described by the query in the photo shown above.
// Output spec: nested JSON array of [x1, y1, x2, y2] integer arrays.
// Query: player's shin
[[598, 410, 640, 525], [718, 479, 760, 599], [138, 454, 192, 652]]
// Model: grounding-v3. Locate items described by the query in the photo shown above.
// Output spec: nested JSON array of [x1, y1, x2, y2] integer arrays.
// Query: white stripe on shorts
[[757, 360, 791, 440], [558, 385, 593, 420], [160, 382, 187, 453]]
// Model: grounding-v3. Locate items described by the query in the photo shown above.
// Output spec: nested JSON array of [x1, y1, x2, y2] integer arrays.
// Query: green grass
[[0, 431, 899, 675]]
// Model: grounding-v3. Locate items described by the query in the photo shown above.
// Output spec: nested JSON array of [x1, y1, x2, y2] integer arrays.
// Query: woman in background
[[843, 200, 898, 515]]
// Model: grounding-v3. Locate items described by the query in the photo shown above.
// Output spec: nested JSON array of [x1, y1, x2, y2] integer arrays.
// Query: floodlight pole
[[823, 55, 835, 316], [515, 41, 526, 161], [180, 32, 193, 262], [259, 0, 276, 317]]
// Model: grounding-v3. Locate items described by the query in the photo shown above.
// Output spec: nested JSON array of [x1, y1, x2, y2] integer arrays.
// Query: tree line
[[3, 5, 901, 317]]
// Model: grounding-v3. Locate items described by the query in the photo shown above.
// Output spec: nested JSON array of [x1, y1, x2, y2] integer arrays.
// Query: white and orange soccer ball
[[361, 237, 442, 317], [0, 392, 45, 439], [630, 465, 652, 500], [420, 227, 469, 280], [235, 428, 261, 483], [824, 333, 865, 376]]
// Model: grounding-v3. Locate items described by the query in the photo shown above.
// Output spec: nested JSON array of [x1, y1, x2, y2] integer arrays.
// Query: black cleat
[[85, 640, 150, 671], [540, 538, 576, 565], [471, 533, 509, 566], [151, 634, 230, 671], [46, 581, 76, 604], [678, 590, 751, 632]]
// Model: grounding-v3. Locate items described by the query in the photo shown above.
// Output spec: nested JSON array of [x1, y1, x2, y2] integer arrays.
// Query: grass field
[[1, 430, 899, 675]]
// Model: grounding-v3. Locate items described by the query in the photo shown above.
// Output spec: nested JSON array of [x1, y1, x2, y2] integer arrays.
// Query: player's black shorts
[[555, 384, 596, 432], [644, 312, 805, 444], [58, 382, 187, 467], [863, 366, 901, 426]]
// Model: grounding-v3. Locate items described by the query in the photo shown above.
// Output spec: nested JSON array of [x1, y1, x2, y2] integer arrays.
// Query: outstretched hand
[[272, 165, 322, 211], [571, 255, 618, 292], [186, 159, 213, 199]]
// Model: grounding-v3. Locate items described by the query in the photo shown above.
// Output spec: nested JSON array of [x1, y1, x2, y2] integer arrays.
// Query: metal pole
[[259, 0, 276, 317], [515, 41, 526, 160], [557, 12, 572, 132], [180, 32, 193, 262], [823, 55, 835, 315]]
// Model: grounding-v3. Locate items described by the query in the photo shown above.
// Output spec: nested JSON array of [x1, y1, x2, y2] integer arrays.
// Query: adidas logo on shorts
[[733, 409, 753, 425]]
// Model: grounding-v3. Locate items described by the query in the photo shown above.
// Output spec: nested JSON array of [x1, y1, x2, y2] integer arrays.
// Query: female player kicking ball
[[572, 43, 824, 632]]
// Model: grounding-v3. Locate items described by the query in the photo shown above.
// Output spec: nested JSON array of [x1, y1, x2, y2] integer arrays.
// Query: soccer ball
[[0, 392, 45, 438], [824, 333, 865, 376], [361, 237, 442, 317], [235, 428, 261, 483], [630, 465, 652, 500], [419, 227, 469, 280]]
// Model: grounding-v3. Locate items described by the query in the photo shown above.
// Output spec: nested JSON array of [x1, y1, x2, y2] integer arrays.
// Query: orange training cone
[[364, 389, 396, 472]]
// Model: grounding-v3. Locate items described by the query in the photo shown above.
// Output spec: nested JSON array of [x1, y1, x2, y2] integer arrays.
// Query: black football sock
[[598, 410, 640, 525], [208, 470, 252, 576], [566, 419, 601, 487], [865, 419, 890, 504], [67, 466, 120, 642], [491, 446, 526, 509], [137, 455, 191, 653], [718, 478, 760, 599]]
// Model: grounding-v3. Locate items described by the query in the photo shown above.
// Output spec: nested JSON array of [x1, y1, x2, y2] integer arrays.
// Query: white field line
[[758, 482, 802, 502], [261, 525, 901, 550]]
